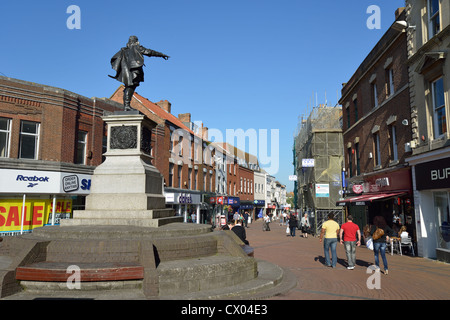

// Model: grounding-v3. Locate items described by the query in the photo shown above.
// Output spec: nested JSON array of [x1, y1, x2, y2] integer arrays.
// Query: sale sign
[[0, 199, 72, 235]]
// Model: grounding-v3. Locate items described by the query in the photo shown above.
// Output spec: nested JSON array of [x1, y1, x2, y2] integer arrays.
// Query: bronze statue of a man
[[109, 36, 169, 110]]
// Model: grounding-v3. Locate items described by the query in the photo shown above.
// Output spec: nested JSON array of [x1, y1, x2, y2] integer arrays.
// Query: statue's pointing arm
[[140, 46, 170, 60]]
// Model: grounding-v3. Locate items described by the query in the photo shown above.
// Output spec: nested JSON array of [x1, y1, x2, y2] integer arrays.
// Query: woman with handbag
[[370, 216, 393, 275]]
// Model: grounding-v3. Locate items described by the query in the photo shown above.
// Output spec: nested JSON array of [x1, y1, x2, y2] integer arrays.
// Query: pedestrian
[[243, 211, 249, 228], [229, 219, 249, 245], [339, 215, 361, 270], [319, 213, 340, 268], [370, 216, 393, 275], [233, 211, 240, 223], [300, 213, 310, 238], [263, 214, 271, 231], [288, 213, 297, 237], [229, 219, 253, 256]]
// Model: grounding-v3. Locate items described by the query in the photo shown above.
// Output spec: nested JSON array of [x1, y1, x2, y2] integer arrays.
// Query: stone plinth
[[61, 111, 183, 228]]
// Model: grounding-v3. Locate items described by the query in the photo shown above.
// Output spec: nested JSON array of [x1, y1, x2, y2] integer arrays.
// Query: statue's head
[[127, 35, 139, 47]]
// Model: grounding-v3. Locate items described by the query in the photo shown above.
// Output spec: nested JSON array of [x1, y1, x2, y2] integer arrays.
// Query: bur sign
[[66, 5, 81, 30]]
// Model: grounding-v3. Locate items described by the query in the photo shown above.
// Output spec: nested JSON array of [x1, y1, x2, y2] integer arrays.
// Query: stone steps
[[157, 255, 257, 296], [154, 260, 296, 300], [61, 216, 184, 228], [4, 225, 293, 300], [71, 209, 177, 220], [9, 260, 293, 300]]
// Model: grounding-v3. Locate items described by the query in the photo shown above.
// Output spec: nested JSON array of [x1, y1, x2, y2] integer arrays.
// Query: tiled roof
[[132, 91, 195, 135]]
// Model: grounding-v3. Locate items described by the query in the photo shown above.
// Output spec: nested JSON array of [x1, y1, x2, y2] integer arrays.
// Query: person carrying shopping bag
[[370, 216, 393, 275]]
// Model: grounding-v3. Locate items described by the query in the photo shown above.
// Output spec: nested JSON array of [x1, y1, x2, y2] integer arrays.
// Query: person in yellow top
[[319, 213, 340, 268]]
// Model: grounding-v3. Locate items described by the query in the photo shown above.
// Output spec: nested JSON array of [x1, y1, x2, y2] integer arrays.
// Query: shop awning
[[336, 192, 408, 206]]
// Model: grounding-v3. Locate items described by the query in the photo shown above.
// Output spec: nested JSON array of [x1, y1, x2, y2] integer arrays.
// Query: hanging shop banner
[[0, 199, 72, 235], [0, 169, 92, 195], [315, 184, 330, 198]]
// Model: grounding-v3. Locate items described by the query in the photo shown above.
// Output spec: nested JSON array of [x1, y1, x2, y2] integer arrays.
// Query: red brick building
[[0, 77, 122, 166], [0, 76, 122, 234], [338, 8, 416, 240], [110, 86, 216, 223]]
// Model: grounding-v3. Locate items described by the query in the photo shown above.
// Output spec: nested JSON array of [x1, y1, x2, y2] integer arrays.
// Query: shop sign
[[165, 193, 175, 202], [209, 197, 216, 204], [375, 177, 390, 188], [316, 184, 329, 198], [0, 199, 72, 235], [253, 200, 265, 206], [416, 157, 450, 190], [227, 197, 240, 206], [217, 197, 224, 205], [178, 194, 192, 204], [352, 185, 363, 194], [0, 169, 92, 195], [164, 192, 201, 204], [361, 168, 411, 193]]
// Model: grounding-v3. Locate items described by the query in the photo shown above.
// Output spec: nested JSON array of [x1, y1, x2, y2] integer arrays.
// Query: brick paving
[[246, 219, 450, 300]]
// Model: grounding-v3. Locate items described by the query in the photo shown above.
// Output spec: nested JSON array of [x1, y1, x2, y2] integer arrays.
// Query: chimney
[[156, 100, 171, 113], [178, 113, 191, 123], [202, 126, 208, 140], [395, 7, 405, 20]]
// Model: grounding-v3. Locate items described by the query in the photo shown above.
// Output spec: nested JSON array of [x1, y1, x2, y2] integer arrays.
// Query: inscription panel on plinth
[[110, 125, 138, 150]]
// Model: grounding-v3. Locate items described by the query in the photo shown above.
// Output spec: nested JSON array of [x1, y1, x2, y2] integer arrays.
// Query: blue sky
[[0, 0, 405, 192]]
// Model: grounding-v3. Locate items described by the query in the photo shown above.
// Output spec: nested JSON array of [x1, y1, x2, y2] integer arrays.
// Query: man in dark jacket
[[230, 220, 249, 245], [288, 213, 298, 237], [109, 36, 169, 110]]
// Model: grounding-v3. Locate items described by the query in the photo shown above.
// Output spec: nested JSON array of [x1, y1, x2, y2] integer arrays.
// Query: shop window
[[19, 121, 40, 160], [0, 117, 11, 158], [76, 131, 88, 164], [433, 192, 450, 250], [431, 77, 447, 138], [428, 0, 441, 39]]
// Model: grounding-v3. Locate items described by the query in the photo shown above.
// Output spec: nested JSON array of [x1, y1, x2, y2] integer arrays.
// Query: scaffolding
[[294, 106, 344, 235]]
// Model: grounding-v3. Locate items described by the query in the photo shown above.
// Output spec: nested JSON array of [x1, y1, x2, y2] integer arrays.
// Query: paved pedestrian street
[[246, 220, 450, 300]]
